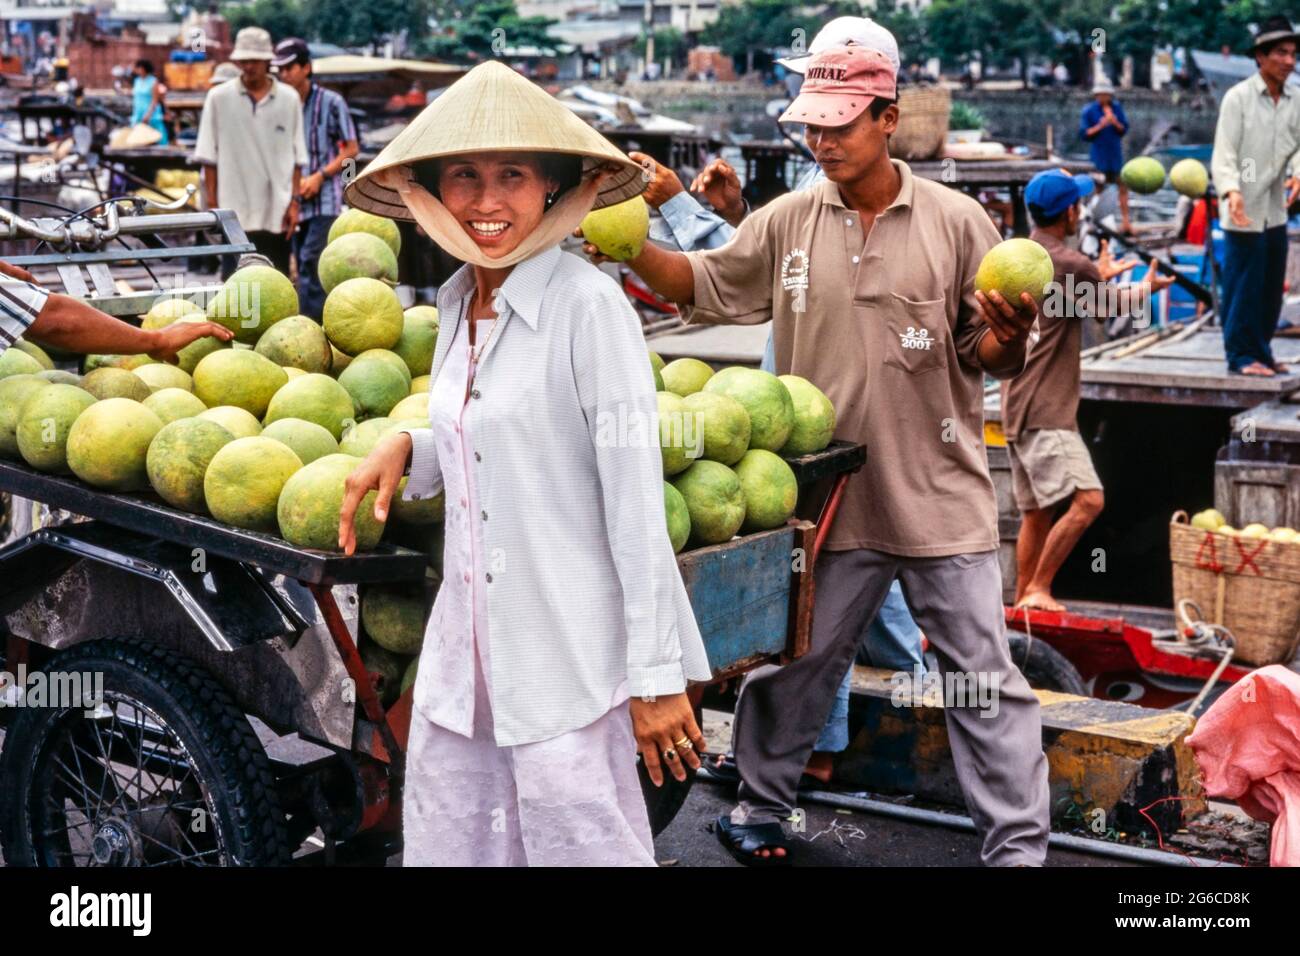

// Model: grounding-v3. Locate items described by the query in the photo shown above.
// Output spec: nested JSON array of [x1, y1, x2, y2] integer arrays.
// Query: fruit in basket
[[1218, 525, 1238, 537], [0, 375, 51, 457], [206, 265, 299, 345], [13, 340, 54, 369], [579, 195, 649, 262], [133, 363, 194, 393], [254, 315, 333, 374], [318, 232, 400, 296], [393, 476, 444, 525], [656, 391, 693, 476], [360, 642, 404, 707], [1269, 527, 1299, 542], [339, 417, 394, 457], [261, 418, 339, 465], [277, 452, 385, 551], [671, 459, 746, 547], [779, 375, 836, 455], [329, 208, 403, 257], [192, 349, 288, 418], [81, 367, 151, 402], [660, 357, 713, 397], [733, 449, 799, 532], [681, 391, 750, 466], [323, 278, 404, 356], [704, 367, 794, 452], [1121, 156, 1167, 195], [394, 308, 439, 377], [1169, 158, 1209, 199], [15, 384, 95, 472], [1190, 508, 1226, 531], [975, 237, 1055, 309], [338, 357, 407, 418], [66, 398, 163, 491], [198, 405, 262, 438], [142, 296, 202, 330], [362, 584, 428, 655], [146, 417, 235, 512], [389, 393, 428, 421], [1240, 523, 1269, 539], [0, 349, 43, 381], [204, 436, 302, 531], [664, 480, 690, 553], [174, 316, 232, 374], [263, 372, 356, 440]]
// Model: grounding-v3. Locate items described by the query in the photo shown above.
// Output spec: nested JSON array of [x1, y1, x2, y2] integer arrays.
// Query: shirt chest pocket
[[882, 292, 949, 376]]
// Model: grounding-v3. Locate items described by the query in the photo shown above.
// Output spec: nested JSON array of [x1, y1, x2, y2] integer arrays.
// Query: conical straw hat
[[345, 60, 645, 220]]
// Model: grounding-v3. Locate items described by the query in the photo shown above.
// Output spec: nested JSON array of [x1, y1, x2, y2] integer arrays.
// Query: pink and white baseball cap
[[777, 46, 898, 128], [777, 17, 901, 76]]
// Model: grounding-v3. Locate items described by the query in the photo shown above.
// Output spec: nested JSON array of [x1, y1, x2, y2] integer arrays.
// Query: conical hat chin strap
[[374, 165, 601, 270]]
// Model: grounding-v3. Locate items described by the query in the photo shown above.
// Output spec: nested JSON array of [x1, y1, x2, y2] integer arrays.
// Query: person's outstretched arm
[[27, 292, 233, 361]]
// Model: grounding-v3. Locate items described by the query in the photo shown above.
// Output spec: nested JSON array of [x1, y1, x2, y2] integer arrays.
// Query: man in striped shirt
[[273, 38, 360, 320], [0, 260, 232, 361]]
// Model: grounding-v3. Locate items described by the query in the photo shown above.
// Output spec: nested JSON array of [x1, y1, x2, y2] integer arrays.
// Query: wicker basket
[[891, 86, 951, 162], [1169, 511, 1300, 666]]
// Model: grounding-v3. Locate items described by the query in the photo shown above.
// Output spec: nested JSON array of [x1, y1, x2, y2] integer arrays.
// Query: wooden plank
[[1083, 357, 1300, 391]]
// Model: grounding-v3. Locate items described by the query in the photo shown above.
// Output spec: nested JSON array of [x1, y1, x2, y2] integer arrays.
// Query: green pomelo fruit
[[388, 393, 428, 421], [263, 373, 356, 440], [192, 349, 288, 418], [362, 584, 428, 655], [579, 196, 650, 261], [733, 449, 799, 532], [1169, 158, 1209, 199], [143, 387, 208, 425], [318, 232, 399, 295], [393, 475, 445, 525], [393, 309, 438, 377], [13, 340, 54, 369], [133, 363, 194, 393], [197, 405, 262, 438], [173, 316, 232, 374], [206, 265, 299, 344], [671, 459, 746, 546], [84, 354, 153, 373], [203, 436, 302, 531], [975, 237, 1055, 309], [328, 208, 402, 257], [260, 418, 339, 465], [81, 367, 151, 402], [656, 391, 693, 477], [0, 375, 51, 458], [360, 642, 403, 707], [682, 390, 751, 466], [660, 357, 714, 396], [339, 417, 394, 457], [664, 480, 691, 553], [338, 358, 407, 418], [410, 375, 430, 394], [778, 374, 836, 455], [254, 315, 333, 374], [36, 369, 82, 386], [66, 398, 162, 490], [1121, 156, 1167, 195], [142, 296, 202, 330], [352, 348, 412, 388], [277, 452, 384, 551], [146, 417, 234, 512], [649, 351, 665, 376], [15, 384, 95, 472], [0, 350, 44, 380], [323, 278, 404, 356], [400, 657, 419, 696], [703, 366, 794, 452]]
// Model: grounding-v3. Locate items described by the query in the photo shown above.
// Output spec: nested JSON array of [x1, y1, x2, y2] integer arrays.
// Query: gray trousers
[[731, 547, 1050, 866]]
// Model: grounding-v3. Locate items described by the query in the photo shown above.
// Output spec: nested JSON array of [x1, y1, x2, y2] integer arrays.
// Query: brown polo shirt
[[683, 160, 1030, 557], [999, 229, 1102, 443]]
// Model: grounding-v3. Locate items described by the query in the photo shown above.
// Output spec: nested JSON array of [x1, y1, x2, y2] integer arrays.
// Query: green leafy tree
[[636, 28, 689, 69], [416, 0, 556, 62], [221, 0, 311, 42]]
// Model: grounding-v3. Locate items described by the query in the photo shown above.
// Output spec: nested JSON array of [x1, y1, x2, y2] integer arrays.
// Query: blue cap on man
[[1024, 169, 1096, 218]]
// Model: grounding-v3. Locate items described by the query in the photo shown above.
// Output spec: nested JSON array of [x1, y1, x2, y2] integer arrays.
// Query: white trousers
[[402, 663, 656, 867]]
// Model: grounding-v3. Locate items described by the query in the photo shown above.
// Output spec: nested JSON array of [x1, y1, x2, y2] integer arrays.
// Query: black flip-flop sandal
[[715, 815, 792, 867], [705, 755, 829, 792]]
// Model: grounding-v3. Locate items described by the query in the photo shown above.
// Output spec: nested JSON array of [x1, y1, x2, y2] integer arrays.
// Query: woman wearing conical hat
[[336, 61, 712, 866]]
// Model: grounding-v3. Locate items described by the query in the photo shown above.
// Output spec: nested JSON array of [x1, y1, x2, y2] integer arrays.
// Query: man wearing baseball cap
[[193, 27, 307, 277], [273, 37, 359, 319], [613, 45, 1051, 866], [1005, 170, 1172, 612]]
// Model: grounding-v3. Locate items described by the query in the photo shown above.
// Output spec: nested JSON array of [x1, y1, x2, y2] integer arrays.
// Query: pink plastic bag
[[1186, 665, 1300, 867]]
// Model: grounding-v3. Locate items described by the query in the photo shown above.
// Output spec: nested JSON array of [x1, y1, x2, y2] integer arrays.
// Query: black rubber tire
[[0, 639, 290, 866], [1007, 631, 1087, 696]]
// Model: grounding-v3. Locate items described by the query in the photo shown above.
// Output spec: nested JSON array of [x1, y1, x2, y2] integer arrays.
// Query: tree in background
[[636, 28, 689, 71], [417, 0, 557, 62]]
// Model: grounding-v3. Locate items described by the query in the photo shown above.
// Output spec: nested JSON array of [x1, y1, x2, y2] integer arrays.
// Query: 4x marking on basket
[[1193, 531, 1266, 576]]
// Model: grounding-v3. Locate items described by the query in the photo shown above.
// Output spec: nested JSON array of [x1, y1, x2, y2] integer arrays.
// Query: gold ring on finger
[[674, 736, 693, 750]]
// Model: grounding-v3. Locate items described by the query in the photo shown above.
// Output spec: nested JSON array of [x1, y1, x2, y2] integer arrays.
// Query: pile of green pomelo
[[652, 353, 836, 553]]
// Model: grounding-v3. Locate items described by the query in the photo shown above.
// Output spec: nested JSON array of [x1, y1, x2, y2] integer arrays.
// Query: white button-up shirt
[[401, 245, 712, 747], [1211, 72, 1300, 233]]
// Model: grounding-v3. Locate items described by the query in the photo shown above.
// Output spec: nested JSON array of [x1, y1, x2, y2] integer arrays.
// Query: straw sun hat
[[346, 61, 645, 220]]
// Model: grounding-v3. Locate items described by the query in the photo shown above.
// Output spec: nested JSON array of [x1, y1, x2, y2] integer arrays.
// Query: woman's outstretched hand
[[631, 693, 706, 786], [338, 431, 412, 555]]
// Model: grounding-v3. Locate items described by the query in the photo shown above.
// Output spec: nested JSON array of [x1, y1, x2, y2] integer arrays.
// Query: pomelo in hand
[[146, 417, 234, 512], [779, 374, 836, 455], [975, 237, 1055, 309], [733, 449, 798, 532], [671, 459, 746, 546], [277, 452, 385, 551], [580, 195, 649, 261], [704, 366, 794, 452], [204, 436, 302, 531], [66, 398, 162, 491]]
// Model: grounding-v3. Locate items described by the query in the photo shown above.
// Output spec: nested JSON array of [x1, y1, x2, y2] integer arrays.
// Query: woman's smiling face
[[438, 152, 558, 258]]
